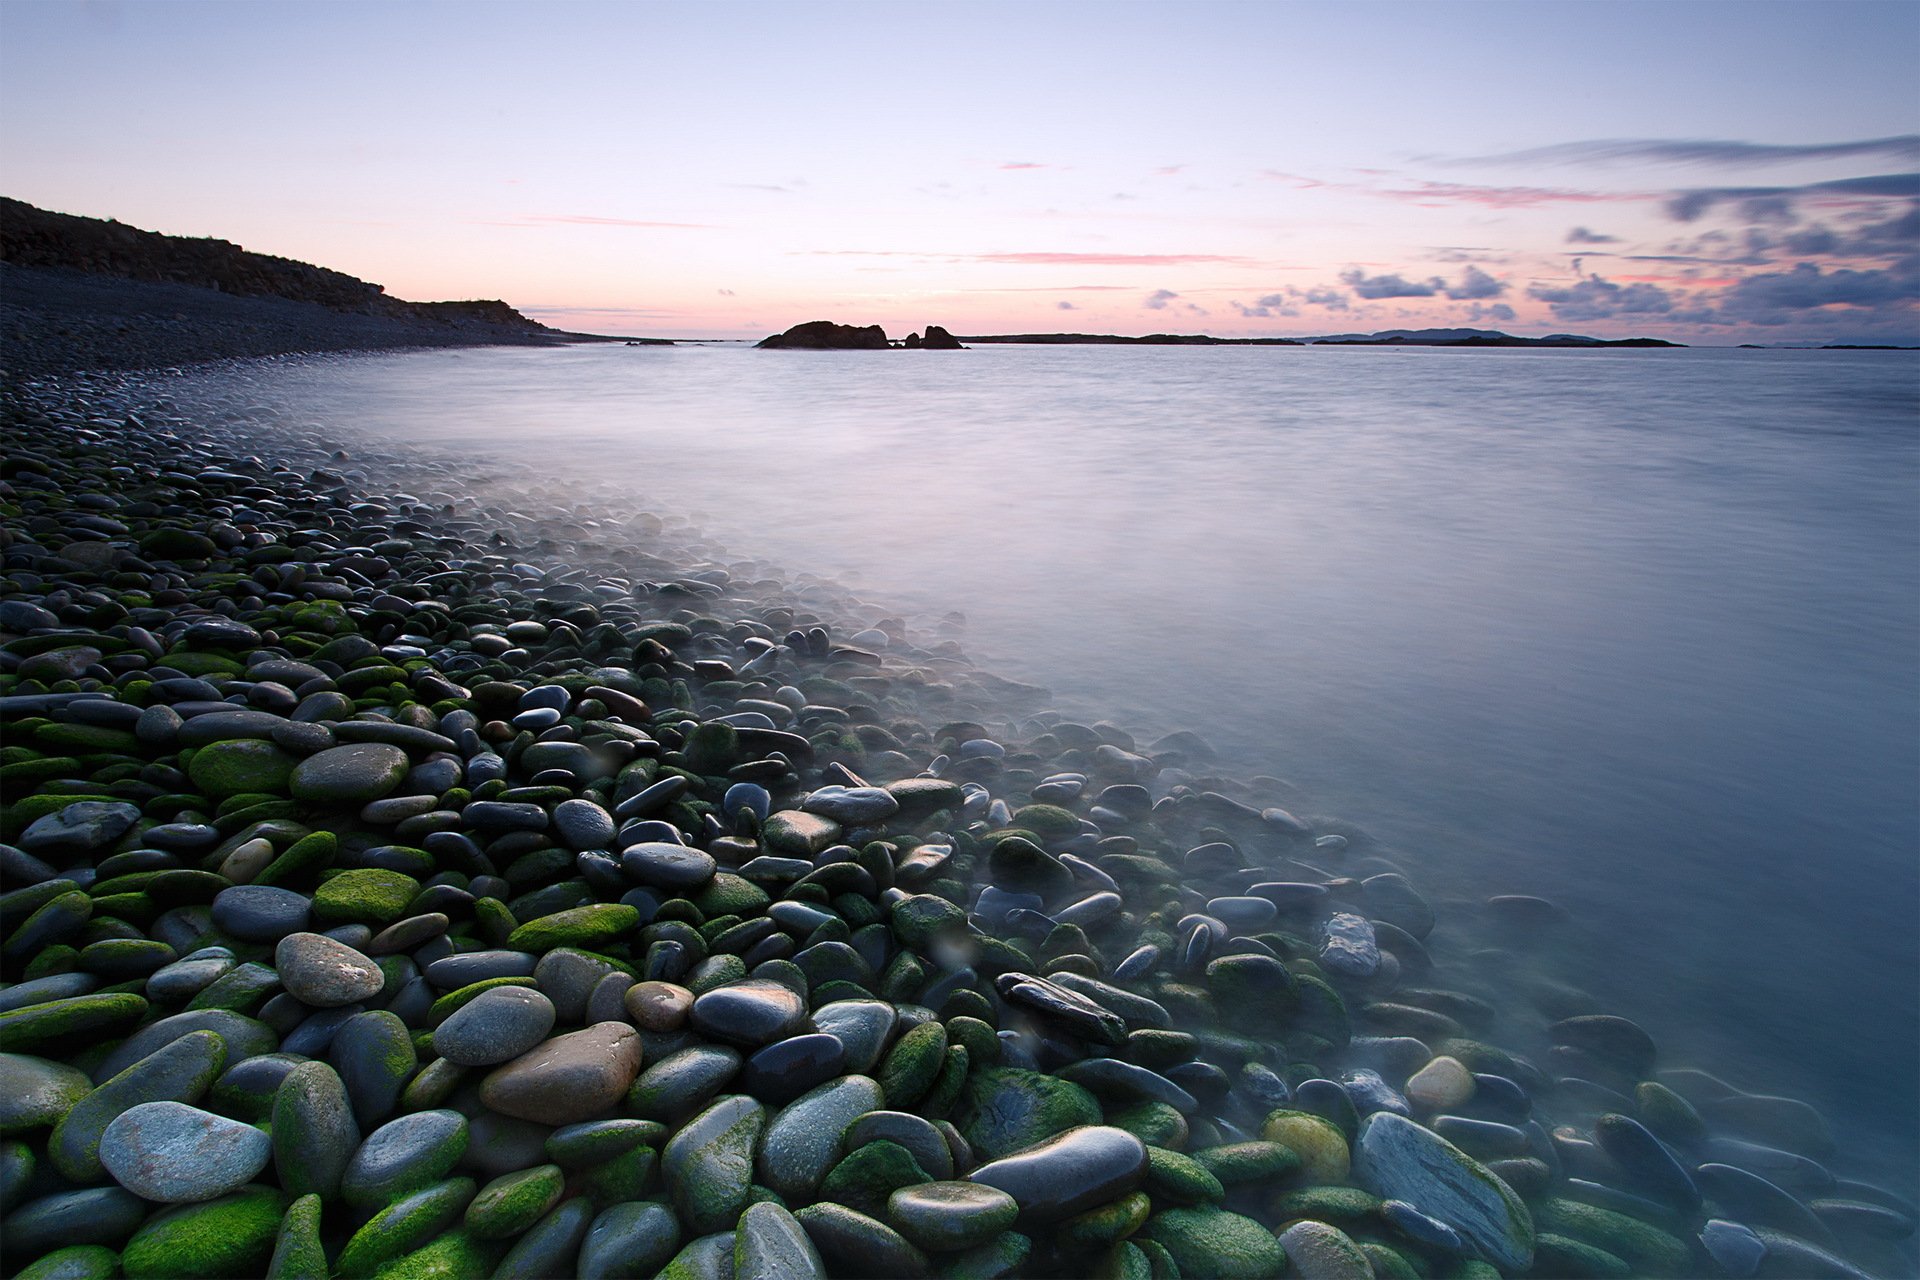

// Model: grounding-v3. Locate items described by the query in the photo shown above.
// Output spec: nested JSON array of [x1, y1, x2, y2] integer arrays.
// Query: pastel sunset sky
[[4, 0, 1916, 342]]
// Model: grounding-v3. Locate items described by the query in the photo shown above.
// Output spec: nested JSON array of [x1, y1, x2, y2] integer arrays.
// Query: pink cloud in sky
[[1000, 162, 1049, 170], [974, 252, 1252, 266]]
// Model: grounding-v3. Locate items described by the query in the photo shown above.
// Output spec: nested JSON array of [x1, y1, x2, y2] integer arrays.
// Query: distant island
[[961, 327, 1684, 348], [757, 320, 965, 349]]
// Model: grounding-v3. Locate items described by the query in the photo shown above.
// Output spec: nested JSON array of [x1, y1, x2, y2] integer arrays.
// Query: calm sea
[[194, 341, 1919, 1192]]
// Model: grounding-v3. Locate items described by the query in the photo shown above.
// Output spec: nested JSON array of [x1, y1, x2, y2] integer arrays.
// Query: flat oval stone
[[341, 1109, 469, 1210], [480, 1022, 644, 1125], [210, 886, 311, 943], [275, 932, 384, 1008], [663, 1095, 767, 1234], [1352, 1112, 1534, 1272], [100, 1100, 270, 1202], [888, 1180, 1017, 1252], [289, 743, 410, 803], [434, 987, 557, 1067], [690, 980, 808, 1048], [742, 1034, 847, 1106], [579, 1201, 684, 1279], [553, 799, 616, 851], [757, 1075, 886, 1200], [846, 1111, 954, 1180], [629, 1046, 744, 1124], [969, 1125, 1148, 1223], [810, 1000, 896, 1074], [622, 843, 718, 891], [735, 1200, 827, 1280]]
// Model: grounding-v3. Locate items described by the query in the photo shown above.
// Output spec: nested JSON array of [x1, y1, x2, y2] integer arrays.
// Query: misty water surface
[[201, 341, 1919, 1192]]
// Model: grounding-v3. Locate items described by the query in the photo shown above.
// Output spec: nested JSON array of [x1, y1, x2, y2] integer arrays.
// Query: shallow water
[[188, 341, 1919, 1193]]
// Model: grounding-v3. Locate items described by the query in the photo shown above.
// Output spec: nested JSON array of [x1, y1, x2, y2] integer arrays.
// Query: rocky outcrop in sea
[[0, 358, 1910, 1280]]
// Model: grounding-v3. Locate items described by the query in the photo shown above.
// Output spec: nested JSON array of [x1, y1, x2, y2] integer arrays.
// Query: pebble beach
[[1, 334, 1914, 1280]]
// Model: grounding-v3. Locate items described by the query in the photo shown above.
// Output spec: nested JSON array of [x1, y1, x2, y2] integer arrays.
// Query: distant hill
[[0, 196, 550, 331], [962, 327, 1683, 348]]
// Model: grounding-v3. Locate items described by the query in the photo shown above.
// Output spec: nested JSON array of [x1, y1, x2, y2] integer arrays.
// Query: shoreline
[[0, 352, 1911, 1277], [1, 263, 628, 380]]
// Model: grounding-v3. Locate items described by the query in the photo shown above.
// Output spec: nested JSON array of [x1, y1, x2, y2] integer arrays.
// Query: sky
[[2, 0, 1916, 342]]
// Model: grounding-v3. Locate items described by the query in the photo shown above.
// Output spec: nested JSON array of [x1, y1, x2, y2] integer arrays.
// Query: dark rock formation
[[0, 197, 549, 331], [755, 321, 891, 350], [922, 325, 965, 350]]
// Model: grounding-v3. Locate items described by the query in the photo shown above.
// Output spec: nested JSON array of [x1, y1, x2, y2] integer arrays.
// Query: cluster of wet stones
[[0, 363, 1913, 1280]]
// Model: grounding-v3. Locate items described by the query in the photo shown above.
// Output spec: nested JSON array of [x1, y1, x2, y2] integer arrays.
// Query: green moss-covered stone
[[188, 741, 297, 800], [505, 904, 638, 953], [0, 992, 148, 1054], [1191, 1140, 1301, 1186], [312, 869, 419, 927], [689, 873, 770, 919], [879, 1021, 948, 1110], [1107, 1101, 1189, 1151], [466, 1163, 566, 1240], [1143, 1146, 1224, 1206], [122, 1186, 286, 1279], [1261, 1110, 1350, 1184], [1534, 1198, 1691, 1277], [14, 1245, 121, 1280], [818, 1140, 931, 1219], [1270, 1185, 1382, 1232], [367, 1229, 502, 1280], [338, 1178, 477, 1278], [1533, 1232, 1633, 1279], [955, 1068, 1101, 1161], [1140, 1207, 1287, 1280], [1059, 1190, 1152, 1250], [253, 832, 336, 889], [0, 1052, 93, 1136], [265, 1192, 329, 1280]]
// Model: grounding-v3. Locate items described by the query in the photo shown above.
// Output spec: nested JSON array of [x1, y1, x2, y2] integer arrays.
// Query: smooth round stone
[[624, 981, 694, 1031], [742, 1034, 847, 1106], [1277, 1219, 1374, 1279], [273, 1061, 359, 1201], [663, 1095, 767, 1234], [553, 799, 616, 851], [0, 972, 98, 1014], [275, 932, 384, 1007], [735, 1200, 827, 1279], [757, 1075, 886, 1200], [341, 1109, 469, 1209], [1405, 1055, 1476, 1111], [810, 1000, 897, 1074], [289, 744, 410, 803], [968, 1125, 1148, 1223], [846, 1111, 954, 1180], [629, 1046, 744, 1124], [579, 1201, 683, 1280], [144, 951, 238, 1013], [1700, 1219, 1768, 1278], [887, 1181, 1017, 1252], [690, 980, 808, 1048], [99, 1101, 271, 1203], [1205, 896, 1279, 932], [801, 786, 900, 825], [0, 1053, 93, 1133], [479, 1022, 644, 1125], [622, 843, 718, 891], [722, 783, 772, 823], [424, 950, 539, 989], [434, 987, 557, 1066]]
